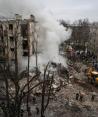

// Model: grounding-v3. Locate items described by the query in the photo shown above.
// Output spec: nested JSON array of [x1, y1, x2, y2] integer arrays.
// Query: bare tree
[[41, 63, 54, 117], [0, 16, 54, 117], [72, 19, 90, 46], [0, 62, 55, 117], [0, 63, 41, 117]]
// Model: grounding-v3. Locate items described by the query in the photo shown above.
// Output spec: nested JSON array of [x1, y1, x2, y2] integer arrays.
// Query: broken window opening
[[9, 24, 13, 30], [10, 48, 15, 52], [23, 51, 28, 56], [0, 25, 3, 37], [21, 24, 28, 38], [0, 36, 4, 43], [10, 36, 14, 41], [23, 40, 28, 49], [11, 58, 15, 62], [0, 47, 3, 53]]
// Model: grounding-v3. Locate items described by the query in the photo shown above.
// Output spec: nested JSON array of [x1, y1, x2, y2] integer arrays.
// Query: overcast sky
[[0, 0, 98, 22], [42, 0, 98, 22]]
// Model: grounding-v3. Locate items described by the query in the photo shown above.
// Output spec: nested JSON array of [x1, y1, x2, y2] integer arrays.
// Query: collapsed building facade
[[0, 14, 39, 67]]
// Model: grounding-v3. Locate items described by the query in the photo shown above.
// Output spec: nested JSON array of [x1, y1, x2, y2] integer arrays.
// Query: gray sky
[[42, 0, 98, 22], [0, 0, 98, 22]]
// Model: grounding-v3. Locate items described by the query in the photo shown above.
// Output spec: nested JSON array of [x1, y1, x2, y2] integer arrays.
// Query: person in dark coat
[[76, 93, 79, 100]]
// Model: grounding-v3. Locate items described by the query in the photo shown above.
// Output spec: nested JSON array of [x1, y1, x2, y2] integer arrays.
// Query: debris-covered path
[[23, 61, 98, 117]]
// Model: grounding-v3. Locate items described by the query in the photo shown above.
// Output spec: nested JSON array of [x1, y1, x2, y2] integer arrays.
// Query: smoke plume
[[0, 0, 71, 71]]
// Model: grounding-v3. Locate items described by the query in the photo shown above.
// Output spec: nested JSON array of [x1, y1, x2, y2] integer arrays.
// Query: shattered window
[[23, 40, 28, 49], [21, 24, 28, 38], [9, 24, 13, 30], [10, 48, 15, 52], [23, 51, 28, 56], [0, 25, 3, 37], [0, 47, 3, 53], [10, 36, 14, 41]]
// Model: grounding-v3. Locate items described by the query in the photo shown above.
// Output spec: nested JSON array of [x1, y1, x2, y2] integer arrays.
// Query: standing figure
[[76, 93, 79, 100], [91, 92, 96, 101], [79, 91, 85, 102]]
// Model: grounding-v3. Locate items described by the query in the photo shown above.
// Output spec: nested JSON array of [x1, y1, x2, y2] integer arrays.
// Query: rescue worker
[[79, 91, 85, 102], [91, 92, 96, 101], [80, 95, 83, 102], [36, 107, 39, 115], [76, 93, 79, 100], [87, 65, 95, 82]]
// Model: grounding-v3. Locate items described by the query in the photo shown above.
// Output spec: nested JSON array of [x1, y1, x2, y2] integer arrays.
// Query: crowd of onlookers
[[76, 91, 97, 102], [66, 45, 97, 64]]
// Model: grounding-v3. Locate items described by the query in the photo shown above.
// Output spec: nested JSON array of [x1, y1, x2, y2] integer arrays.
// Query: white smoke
[[37, 12, 71, 64], [0, 0, 72, 71]]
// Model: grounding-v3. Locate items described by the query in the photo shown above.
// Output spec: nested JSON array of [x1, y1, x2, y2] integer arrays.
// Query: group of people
[[76, 91, 96, 102], [66, 45, 97, 63]]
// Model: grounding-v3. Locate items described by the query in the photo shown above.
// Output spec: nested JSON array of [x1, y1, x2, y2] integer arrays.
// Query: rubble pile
[[20, 61, 98, 117], [0, 61, 98, 117]]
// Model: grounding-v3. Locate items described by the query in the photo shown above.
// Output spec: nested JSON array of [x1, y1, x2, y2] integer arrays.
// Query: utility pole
[[14, 18, 21, 116], [15, 22, 18, 78], [6, 24, 10, 70], [35, 40, 38, 73], [34, 21, 39, 74], [27, 22, 30, 116]]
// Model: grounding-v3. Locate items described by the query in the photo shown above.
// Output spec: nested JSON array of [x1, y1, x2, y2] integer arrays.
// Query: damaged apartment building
[[0, 14, 39, 67]]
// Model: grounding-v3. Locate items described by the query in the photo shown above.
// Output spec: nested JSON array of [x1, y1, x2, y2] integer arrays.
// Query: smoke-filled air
[[0, 0, 72, 71]]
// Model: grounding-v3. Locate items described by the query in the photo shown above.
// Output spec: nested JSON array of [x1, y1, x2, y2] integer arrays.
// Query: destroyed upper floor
[[0, 14, 38, 38]]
